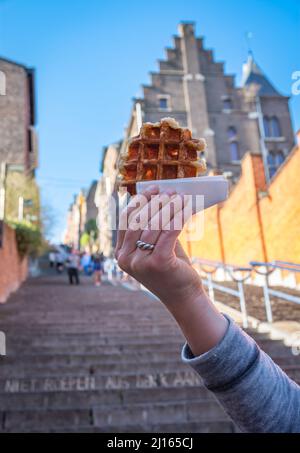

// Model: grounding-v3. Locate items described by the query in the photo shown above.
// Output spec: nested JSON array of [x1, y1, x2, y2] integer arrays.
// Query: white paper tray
[[136, 176, 229, 212]]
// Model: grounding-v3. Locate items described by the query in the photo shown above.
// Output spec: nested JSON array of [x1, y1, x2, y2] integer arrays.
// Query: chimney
[[178, 21, 196, 37]]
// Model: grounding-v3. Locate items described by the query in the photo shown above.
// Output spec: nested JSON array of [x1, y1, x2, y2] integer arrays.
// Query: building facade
[[85, 181, 98, 224], [95, 142, 121, 257], [122, 22, 294, 182], [64, 191, 87, 250], [0, 57, 38, 173]]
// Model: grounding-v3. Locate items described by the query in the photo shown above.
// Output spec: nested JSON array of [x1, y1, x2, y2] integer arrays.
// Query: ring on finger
[[136, 240, 155, 251]]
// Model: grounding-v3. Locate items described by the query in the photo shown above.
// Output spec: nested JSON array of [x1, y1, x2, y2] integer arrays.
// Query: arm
[[116, 187, 300, 433]]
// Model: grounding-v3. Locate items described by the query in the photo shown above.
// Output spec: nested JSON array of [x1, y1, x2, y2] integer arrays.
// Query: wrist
[[165, 290, 228, 357], [159, 279, 205, 310]]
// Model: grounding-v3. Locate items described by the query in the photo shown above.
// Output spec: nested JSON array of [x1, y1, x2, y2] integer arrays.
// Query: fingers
[[115, 185, 159, 259], [134, 193, 184, 258], [116, 188, 193, 275], [152, 197, 192, 257]]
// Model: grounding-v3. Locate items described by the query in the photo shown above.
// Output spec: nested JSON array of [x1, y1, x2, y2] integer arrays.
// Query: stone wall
[[0, 223, 28, 303]]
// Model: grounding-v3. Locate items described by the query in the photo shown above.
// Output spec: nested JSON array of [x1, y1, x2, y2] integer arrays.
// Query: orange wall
[[260, 143, 300, 263], [0, 223, 28, 303], [182, 132, 300, 266]]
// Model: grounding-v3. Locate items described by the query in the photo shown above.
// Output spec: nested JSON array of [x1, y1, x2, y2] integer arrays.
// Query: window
[[27, 129, 32, 153], [227, 126, 237, 140], [223, 98, 233, 110], [227, 127, 239, 161], [263, 116, 271, 137], [229, 142, 239, 161], [263, 116, 281, 138], [267, 150, 285, 178], [158, 96, 170, 111], [270, 116, 281, 137]]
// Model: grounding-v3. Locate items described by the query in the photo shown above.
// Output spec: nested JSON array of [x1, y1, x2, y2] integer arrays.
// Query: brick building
[[0, 57, 38, 300], [123, 22, 294, 182], [0, 57, 38, 173]]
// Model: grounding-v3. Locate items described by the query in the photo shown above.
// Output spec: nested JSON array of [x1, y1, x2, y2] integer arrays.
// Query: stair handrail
[[250, 260, 300, 323]]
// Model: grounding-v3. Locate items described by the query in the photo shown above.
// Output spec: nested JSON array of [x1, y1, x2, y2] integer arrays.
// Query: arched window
[[229, 142, 239, 161], [270, 116, 281, 137], [0, 70, 6, 96], [275, 150, 285, 166], [268, 150, 285, 178], [227, 126, 237, 140], [227, 127, 239, 161], [263, 116, 271, 137], [223, 98, 232, 110], [263, 116, 281, 138]]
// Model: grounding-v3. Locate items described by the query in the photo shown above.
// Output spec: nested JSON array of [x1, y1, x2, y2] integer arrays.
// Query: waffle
[[118, 117, 207, 195]]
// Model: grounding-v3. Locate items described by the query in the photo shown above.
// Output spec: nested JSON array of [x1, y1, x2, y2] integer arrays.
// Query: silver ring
[[136, 240, 155, 251]]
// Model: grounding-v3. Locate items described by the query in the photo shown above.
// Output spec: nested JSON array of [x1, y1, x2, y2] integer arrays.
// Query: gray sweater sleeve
[[181, 315, 300, 433]]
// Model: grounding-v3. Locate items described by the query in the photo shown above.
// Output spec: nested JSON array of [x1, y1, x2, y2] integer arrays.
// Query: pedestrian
[[115, 186, 300, 433], [55, 251, 64, 274], [81, 252, 92, 276], [92, 252, 104, 287], [49, 251, 56, 268], [66, 250, 80, 285]]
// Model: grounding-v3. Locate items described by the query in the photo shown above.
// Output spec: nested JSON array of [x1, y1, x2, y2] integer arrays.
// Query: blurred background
[[0, 0, 299, 434]]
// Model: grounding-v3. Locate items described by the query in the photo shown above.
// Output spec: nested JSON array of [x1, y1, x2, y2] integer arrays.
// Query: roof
[[0, 56, 33, 72], [241, 53, 281, 96]]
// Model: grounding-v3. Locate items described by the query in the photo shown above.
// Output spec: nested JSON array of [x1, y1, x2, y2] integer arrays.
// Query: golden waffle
[[118, 117, 207, 195]]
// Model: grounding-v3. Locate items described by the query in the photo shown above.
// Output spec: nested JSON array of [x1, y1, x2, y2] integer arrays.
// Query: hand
[[115, 186, 204, 308], [115, 186, 228, 356]]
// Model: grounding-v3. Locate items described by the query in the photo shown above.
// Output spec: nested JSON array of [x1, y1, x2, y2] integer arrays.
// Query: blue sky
[[0, 0, 299, 242]]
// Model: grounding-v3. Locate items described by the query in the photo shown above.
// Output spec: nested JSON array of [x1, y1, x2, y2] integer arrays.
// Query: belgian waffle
[[118, 117, 207, 195]]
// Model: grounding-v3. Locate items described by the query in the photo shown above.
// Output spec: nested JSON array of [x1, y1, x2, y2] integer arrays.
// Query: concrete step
[[2, 420, 237, 433], [0, 358, 188, 378], [0, 386, 211, 411], [0, 351, 183, 367], [0, 400, 228, 432], [7, 332, 184, 347], [0, 360, 298, 384], [6, 337, 295, 359], [6, 343, 183, 356], [0, 277, 297, 433]]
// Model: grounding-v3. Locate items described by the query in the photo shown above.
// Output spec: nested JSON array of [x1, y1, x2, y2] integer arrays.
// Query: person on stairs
[[66, 250, 81, 285], [115, 185, 300, 433]]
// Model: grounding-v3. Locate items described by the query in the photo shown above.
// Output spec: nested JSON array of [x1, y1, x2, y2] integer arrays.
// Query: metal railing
[[250, 261, 300, 323], [193, 259, 252, 328], [106, 256, 300, 326]]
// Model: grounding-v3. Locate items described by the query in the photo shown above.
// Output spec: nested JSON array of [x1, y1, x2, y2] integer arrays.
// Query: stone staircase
[[0, 276, 299, 433]]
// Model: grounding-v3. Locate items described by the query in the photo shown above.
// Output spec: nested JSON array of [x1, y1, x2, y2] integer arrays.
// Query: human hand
[[115, 185, 228, 356], [115, 186, 204, 309]]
